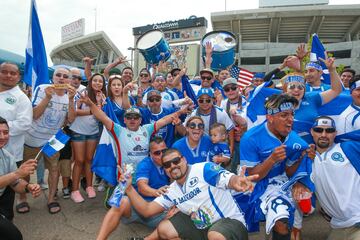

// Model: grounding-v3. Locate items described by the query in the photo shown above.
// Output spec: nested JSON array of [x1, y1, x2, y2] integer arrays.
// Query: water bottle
[[298, 192, 312, 214], [107, 164, 134, 208]]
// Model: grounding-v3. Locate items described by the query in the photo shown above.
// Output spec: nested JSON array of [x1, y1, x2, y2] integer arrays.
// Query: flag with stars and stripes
[[229, 65, 254, 90]]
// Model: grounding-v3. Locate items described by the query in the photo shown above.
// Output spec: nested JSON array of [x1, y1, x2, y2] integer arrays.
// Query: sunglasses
[[188, 122, 205, 130], [163, 156, 182, 169], [288, 84, 305, 90], [148, 97, 161, 103], [152, 148, 167, 156], [109, 74, 122, 80], [224, 86, 238, 92], [126, 115, 140, 120], [312, 127, 336, 133], [201, 76, 212, 81], [55, 73, 70, 79], [140, 73, 149, 77], [198, 99, 212, 104], [71, 75, 81, 80]]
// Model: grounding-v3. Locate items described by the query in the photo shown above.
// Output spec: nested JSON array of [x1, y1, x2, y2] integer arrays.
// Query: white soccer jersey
[[312, 143, 360, 228], [154, 162, 245, 229], [334, 104, 360, 135]]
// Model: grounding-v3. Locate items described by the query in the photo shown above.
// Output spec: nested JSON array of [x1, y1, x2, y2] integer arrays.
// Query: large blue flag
[[24, 0, 49, 92], [310, 33, 330, 84]]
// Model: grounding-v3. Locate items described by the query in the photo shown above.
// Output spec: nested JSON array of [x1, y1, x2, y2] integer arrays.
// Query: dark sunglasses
[[201, 76, 212, 81], [148, 97, 161, 103], [288, 84, 305, 90], [140, 73, 149, 77], [312, 127, 336, 133], [198, 99, 212, 104], [224, 86, 238, 92], [188, 122, 205, 130], [72, 75, 81, 80], [55, 73, 69, 79], [152, 148, 167, 156], [126, 115, 140, 120], [163, 156, 182, 169]]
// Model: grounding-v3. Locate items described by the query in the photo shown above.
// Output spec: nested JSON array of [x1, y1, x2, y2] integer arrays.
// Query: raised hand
[[44, 86, 54, 99], [231, 166, 259, 192], [83, 57, 94, 65], [296, 43, 308, 60], [319, 53, 336, 72]]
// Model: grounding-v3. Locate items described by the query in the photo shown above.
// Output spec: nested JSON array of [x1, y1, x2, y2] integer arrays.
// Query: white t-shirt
[[25, 84, 69, 147], [154, 162, 245, 229], [0, 86, 32, 162], [312, 143, 360, 228], [334, 104, 360, 135], [70, 101, 99, 135]]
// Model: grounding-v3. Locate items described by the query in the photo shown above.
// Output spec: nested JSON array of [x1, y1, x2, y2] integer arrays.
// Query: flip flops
[[47, 202, 61, 214], [16, 202, 30, 214]]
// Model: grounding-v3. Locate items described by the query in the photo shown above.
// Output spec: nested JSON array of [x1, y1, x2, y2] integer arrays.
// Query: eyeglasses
[[201, 76, 212, 81], [312, 127, 336, 133], [55, 73, 70, 79], [187, 122, 205, 130], [198, 99, 212, 104], [162, 156, 182, 169], [224, 86, 238, 92], [152, 148, 167, 156], [148, 97, 161, 103], [140, 73, 149, 77], [288, 84, 305, 90], [72, 75, 81, 80], [126, 115, 140, 120]]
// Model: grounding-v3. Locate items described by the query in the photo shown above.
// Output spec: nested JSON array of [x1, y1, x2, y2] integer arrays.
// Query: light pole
[[127, 47, 136, 69]]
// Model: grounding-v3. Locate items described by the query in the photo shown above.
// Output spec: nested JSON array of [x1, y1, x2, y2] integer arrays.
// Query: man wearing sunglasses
[[310, 116, 360, 240], [70, 68, 86, 92], [125, 148, 258, 240], [97, 136, 170, 240], [138, 68, 152, 93]]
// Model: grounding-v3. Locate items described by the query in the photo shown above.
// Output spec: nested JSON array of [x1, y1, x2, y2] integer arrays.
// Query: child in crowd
[[208, 123, 231, 166]]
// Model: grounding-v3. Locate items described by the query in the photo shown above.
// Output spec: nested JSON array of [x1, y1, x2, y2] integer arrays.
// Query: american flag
[[229, 65, 254, 90]]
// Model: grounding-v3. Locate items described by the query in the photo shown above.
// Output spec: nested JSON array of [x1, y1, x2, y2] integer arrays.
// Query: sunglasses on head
[[163, 156, 182, 169], [126, 114, 140, 120], [288, 84, 305, 90], [201, 76, 212, 81], [72, 75, 81, 80], [198, 98, 212, 104], [140, 73, 149, 77], [109, 74, 122, 80], [152, 148, 167, 156], [55, 73, 69, 79], [224, 86, 238, 92], [148, 97, 161, 103], [312, 127, 336, 133], [188, 122, 205, 130]]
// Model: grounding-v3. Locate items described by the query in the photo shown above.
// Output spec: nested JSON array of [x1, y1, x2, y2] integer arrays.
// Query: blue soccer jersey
[[172, 135, 213, 165], [208, 142, 231, 163], [305, 83, 331, 92]]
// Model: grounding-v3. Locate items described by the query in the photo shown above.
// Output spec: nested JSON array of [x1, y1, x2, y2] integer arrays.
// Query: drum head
[[137, 30, 163, 50], [202, 31, 236, 52]]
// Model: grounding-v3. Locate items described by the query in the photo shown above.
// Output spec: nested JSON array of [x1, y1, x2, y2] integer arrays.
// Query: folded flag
[[42, 129, 70, 157]]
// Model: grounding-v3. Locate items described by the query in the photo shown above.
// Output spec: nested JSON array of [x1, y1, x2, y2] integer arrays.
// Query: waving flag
[[181, 75, 199, 108], [230, 65, 254, 90], [24, 0, 50, 92], [310, 33, 330, 84], [92, 98, 121, 186], [42, 129, 70, 158]]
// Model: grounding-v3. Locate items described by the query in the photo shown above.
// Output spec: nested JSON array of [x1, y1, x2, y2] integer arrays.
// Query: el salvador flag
[[42, 130, 70, 158], [92, 98, 121, 186], [310, 33, 330, 84], [24, 0, 50, 93]]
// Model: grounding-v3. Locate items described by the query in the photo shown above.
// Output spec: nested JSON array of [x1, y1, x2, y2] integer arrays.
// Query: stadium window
[[329, 50, 351, 59], [270, 55, 288, 64], [241, 57, 266, 65]]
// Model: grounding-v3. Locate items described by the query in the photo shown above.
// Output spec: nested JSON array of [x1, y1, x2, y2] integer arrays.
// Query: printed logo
[[201, 151, 207, 157], [188, 177, 199, 187], [301, 101, 310, 106], [134, 136, 140, 141], [5, 97, 16, 105], [331, 152, 344, 162], [293, 143, 302, 150]]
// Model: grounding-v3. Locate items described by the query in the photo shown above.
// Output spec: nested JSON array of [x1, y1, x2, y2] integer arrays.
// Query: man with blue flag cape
[[239, 93, 314, 240]]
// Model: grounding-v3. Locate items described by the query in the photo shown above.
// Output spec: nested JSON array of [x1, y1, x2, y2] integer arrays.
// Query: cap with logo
[[124, 107, 142, 117], [197, 88, 214, 99]]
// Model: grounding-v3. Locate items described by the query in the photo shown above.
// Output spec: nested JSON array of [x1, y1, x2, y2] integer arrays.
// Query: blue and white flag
[[92, 98, 121, 186], [42, 129, 70, 158], [310, 33, 330, 84], [24, 0, 50, 92]]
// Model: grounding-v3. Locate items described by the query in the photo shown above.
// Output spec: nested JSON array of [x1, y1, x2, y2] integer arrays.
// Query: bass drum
[[136, 30, 171, 64], [202, 31, 237, 71]]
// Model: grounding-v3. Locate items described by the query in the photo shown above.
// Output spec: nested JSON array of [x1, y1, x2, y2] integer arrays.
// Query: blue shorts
[[121, 206, 166, 228], [71, 131, 100, 142]]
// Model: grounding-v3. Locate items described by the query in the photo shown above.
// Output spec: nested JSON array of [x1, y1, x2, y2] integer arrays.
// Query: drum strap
[[195, 106, 217, 129]]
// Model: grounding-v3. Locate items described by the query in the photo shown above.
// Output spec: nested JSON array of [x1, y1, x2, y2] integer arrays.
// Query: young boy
[[208, 123, 231, 166]]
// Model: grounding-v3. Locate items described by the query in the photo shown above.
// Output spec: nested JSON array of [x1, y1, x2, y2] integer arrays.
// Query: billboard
[[61, 18, 85, 43]]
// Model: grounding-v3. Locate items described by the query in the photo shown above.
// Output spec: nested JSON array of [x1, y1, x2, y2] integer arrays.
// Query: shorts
[[59, 159, 71, 177], [121, 206, 166, 228], [71, 131, 100, 142], [23, 145, 60, 170], [169, 211, 248, 240]]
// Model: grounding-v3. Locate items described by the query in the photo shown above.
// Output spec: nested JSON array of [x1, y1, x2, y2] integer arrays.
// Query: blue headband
[[306, 62, 323, 71], [350, 80, 360, 93], [312, 117, 336, 129], [266, 102, 295, 115], [285, 75, 305, 84]]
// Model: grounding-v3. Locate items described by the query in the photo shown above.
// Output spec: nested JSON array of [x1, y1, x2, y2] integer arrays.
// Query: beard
[[317, 139, 330, 149]]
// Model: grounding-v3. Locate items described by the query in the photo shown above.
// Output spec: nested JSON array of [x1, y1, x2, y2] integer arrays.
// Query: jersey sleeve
[[143, 123, 156, 136], [240, 135, 260, 167], [220, 144, 231, 158], [31, 85, 44, 107], [135, 158, 151, 182], [219, 110, 234, 131], [153, 192, 175, 210], [203, 162, 234, 189]]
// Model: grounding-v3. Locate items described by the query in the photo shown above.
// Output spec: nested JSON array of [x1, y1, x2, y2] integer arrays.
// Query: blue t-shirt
[[136, 157, 170, 201], [295, 92, 323, 123], [305, 83, 331, 92], [172, 135, 213, 165], [208, 142, 231, 163], [171, 87, 184, 99]]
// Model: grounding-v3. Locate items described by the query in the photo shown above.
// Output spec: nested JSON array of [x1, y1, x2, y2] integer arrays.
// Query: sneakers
[[62, 188, 70, 199], [71, 190, 84, 203], [97, 180, 106, 192], [40, 182, 48, 190], [86, 186, 96, 199]]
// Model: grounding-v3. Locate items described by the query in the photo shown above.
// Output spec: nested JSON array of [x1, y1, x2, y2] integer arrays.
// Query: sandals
[[16, 202, 30, 214], [47, 202, 61, 214]]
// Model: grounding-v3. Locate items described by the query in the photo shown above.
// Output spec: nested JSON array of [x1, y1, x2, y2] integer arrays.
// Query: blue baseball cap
[[253, 72, 265, 79], [197, 88, 214, 99], [312, 116, 336, 129]]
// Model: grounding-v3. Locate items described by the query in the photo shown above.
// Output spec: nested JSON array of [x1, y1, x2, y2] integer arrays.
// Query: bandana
[[266, 102, 295, 115], [285, 75, 305, 84], [306, 62, 323, 71]]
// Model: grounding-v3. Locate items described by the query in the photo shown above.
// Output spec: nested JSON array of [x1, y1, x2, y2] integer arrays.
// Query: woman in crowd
[[70, 73, 106, 203]]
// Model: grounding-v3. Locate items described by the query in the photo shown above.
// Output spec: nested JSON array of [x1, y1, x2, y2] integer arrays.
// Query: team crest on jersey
[[292, 143, 302, 150], [190, 207, 214, 229], [211, 164, 221, 172], [331, 152, 344, 162], [301, 101, 310, 106], [189, 177, 199, 187], [5, 97, 16, 105], [201, 151, 207, 157], [134, 136, 140, 141]]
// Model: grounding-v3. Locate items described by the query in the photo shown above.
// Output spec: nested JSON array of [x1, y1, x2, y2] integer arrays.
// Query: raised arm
[[83, 57, 93, 81], [104, 57, 127, 80], [155, 105, 189, 130], [319, 56, 342, 105]]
